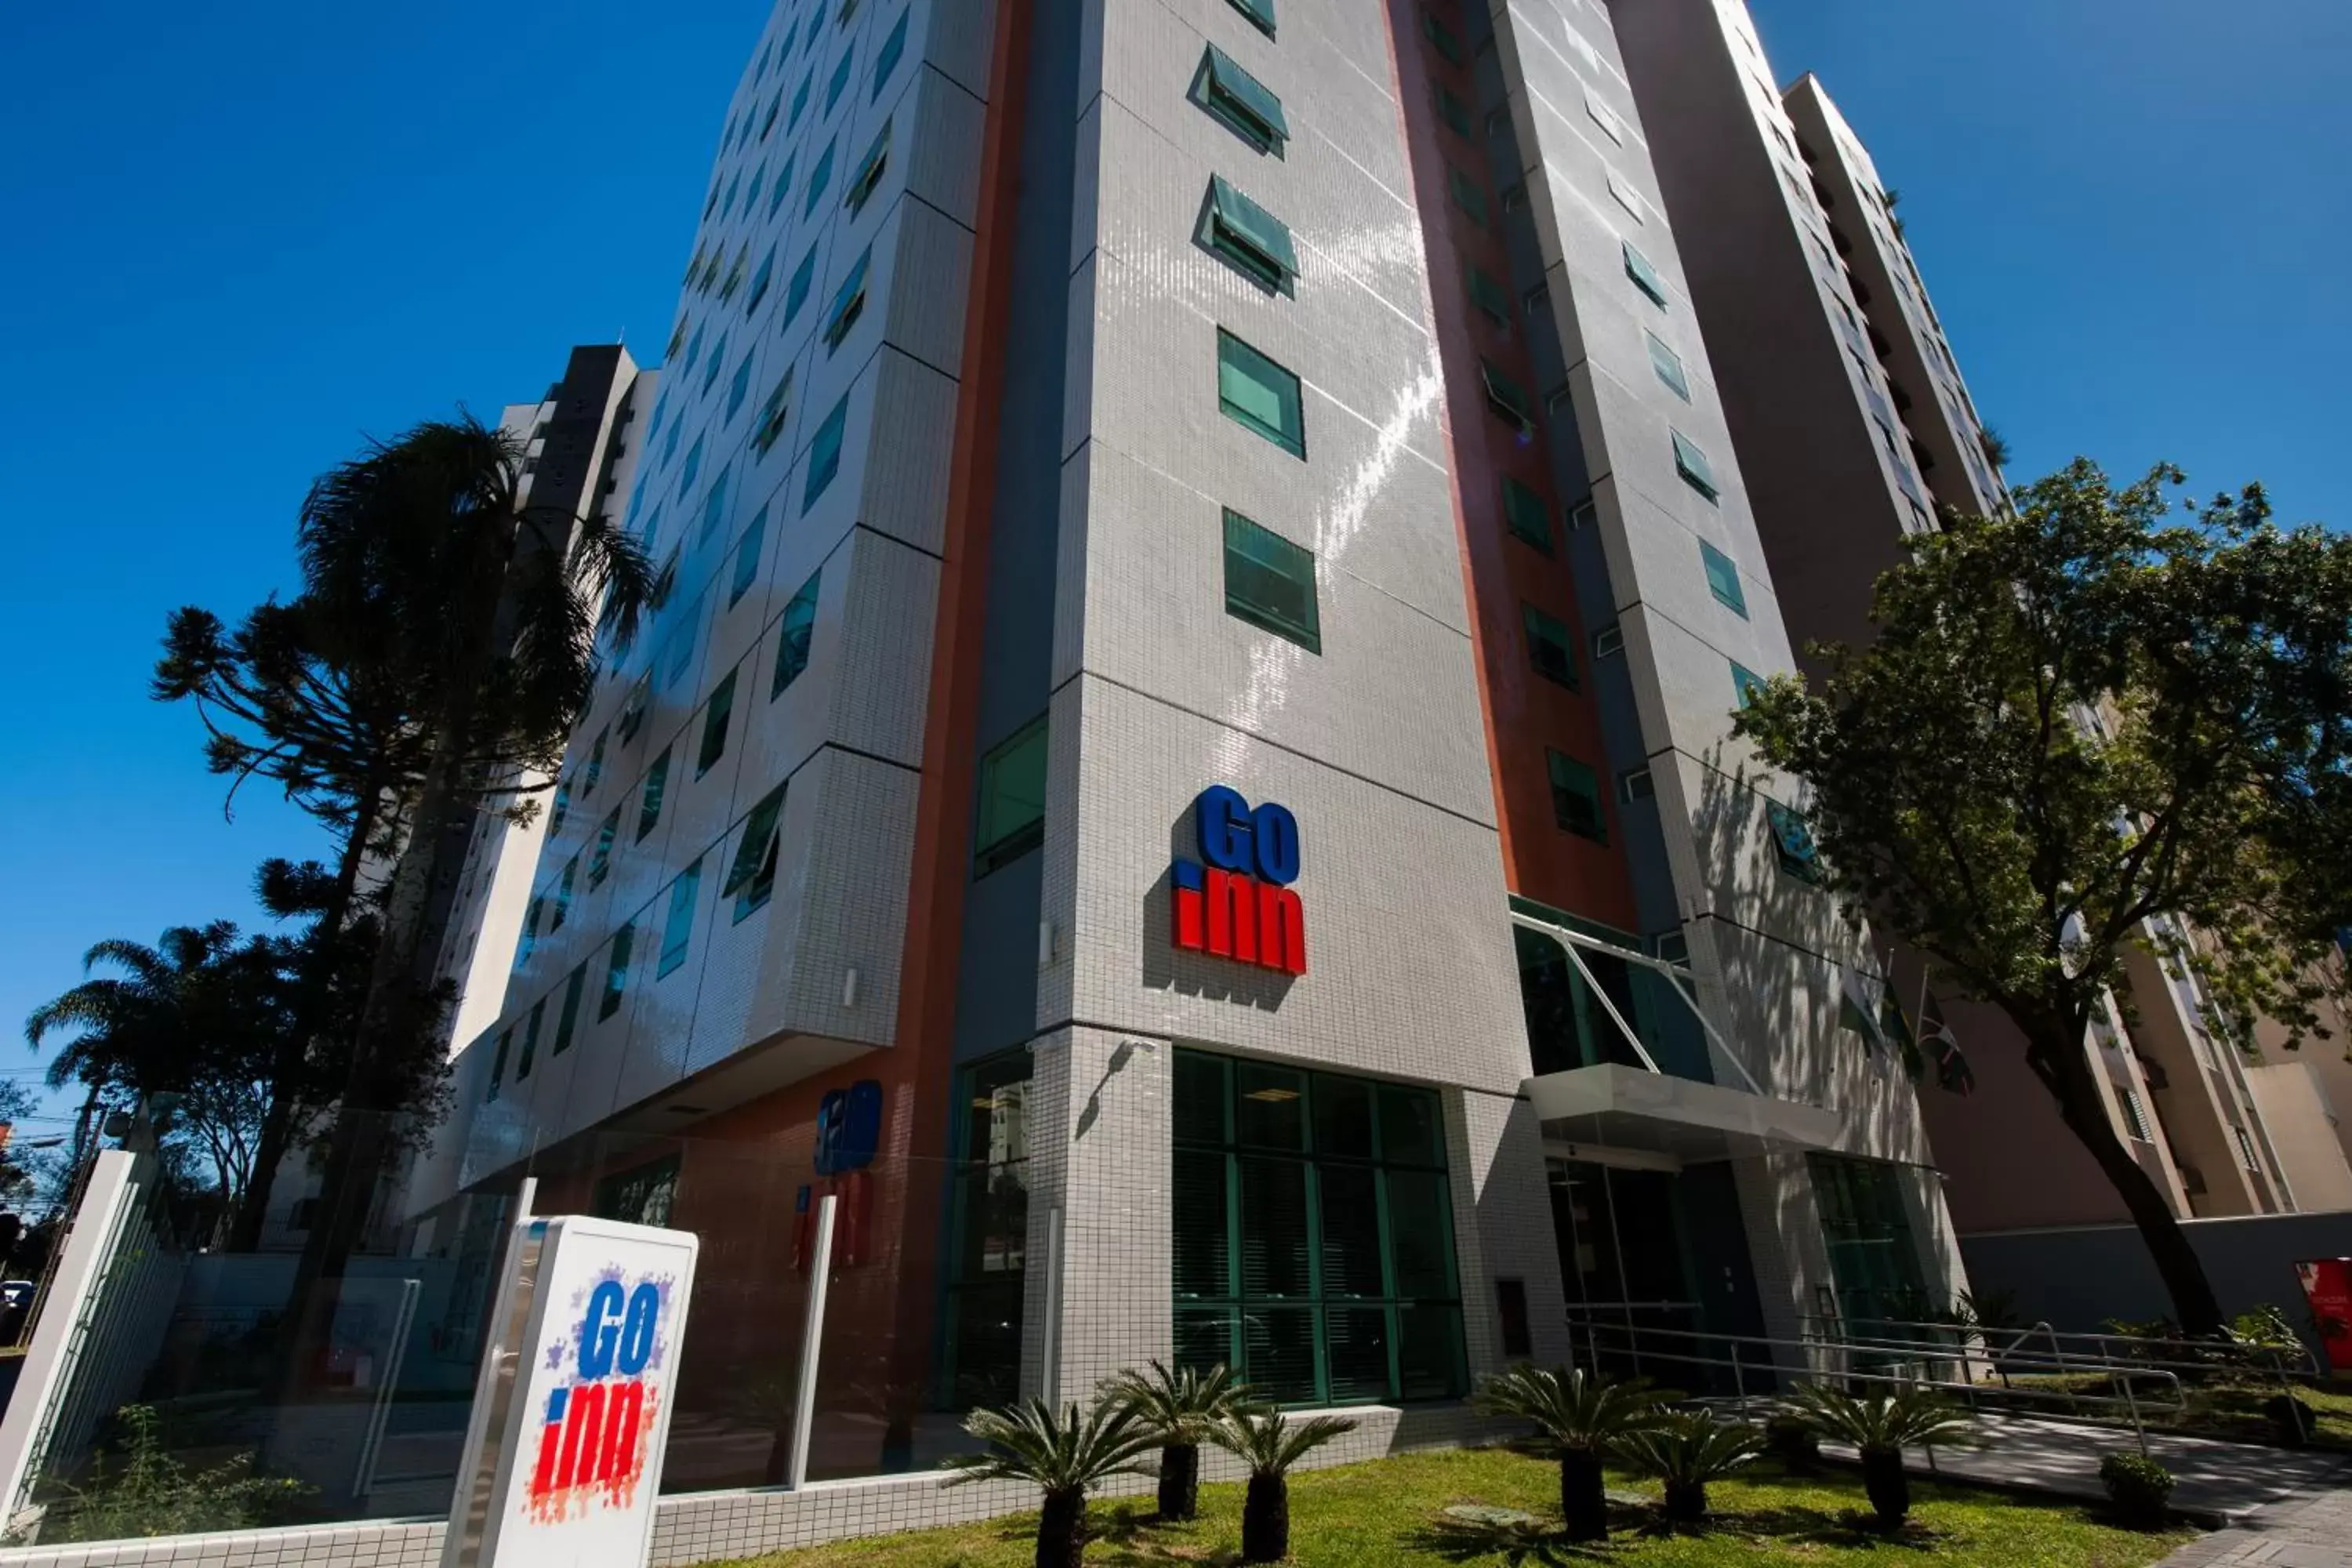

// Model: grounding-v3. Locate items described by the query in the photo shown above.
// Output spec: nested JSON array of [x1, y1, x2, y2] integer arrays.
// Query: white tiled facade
[[387, 0, 1975, 1556]]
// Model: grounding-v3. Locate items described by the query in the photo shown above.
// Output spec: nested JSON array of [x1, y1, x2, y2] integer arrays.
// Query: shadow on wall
[[1688, 743, 1925, 1163], [1138, 809, 1299, 1013], [1962, 1210, 2352, 1364]]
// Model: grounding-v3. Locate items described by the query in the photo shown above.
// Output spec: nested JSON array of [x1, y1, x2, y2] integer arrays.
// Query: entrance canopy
[[1511, 910, 1845, 1167], [1526, 1061, 1842, 1164]]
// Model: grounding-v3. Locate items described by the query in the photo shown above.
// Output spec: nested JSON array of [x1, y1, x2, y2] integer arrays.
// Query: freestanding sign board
[[441, 1216, 699, 1568]]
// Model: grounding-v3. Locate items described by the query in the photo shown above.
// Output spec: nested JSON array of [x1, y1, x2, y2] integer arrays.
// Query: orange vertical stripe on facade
[[875, 0, 1035, 1421], [1379, 0, 1640, 934]]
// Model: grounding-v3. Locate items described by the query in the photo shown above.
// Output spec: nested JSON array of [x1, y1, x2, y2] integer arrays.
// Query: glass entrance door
[[1547, 1159, 1701, 1382]]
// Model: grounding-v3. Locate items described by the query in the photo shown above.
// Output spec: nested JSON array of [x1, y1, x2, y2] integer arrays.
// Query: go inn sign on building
[[1171, 785, 1307, 975]]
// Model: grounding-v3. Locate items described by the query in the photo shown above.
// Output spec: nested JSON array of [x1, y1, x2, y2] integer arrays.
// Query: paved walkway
[[2154, 1484, 2352, 1568], [1867, 1414, 2352, 1522]]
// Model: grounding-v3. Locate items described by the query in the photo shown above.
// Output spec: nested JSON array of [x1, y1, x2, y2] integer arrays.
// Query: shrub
[[2099, 1451, 2176, 1528], [1613, 1410, 1765, 1524], [1101, 1360, 1251, 1523], [1472, 1364, 1664, 1541], [1782, 1382, 1976, 1531], [943, 1396, 1160, 1568], [43, 1406, 308, 1543], [1211, 1406, 1357, 1565]]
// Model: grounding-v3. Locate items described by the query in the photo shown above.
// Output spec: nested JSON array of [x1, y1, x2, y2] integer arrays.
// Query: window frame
[[1546, 749, 1608, 844], [1196, 45, 1288, 157], [974, 714, 1049, 877], [1222, 507, 1321, 655], [1214, 328, 1307, 458]]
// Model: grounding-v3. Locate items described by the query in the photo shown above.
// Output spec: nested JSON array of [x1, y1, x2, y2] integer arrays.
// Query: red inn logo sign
[[1171, 785, 1307, 975]]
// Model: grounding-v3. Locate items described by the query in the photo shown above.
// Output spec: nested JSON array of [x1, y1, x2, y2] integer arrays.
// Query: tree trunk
[[1560, 1447, 1608, 1541], [2035, 1032, 2225, 1334], [1861, 1446, 1910, 1529], [1662, 1478, 1708, 1523], [1240, 1473, 1288, 1564], [232, 786, 381, 1253], [278, 537, 509, 1402], [1157, 1441, 1200, 1521], [1035, 1487, 1087, 1568]]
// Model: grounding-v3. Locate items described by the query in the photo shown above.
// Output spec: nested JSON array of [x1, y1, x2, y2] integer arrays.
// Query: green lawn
[[717, 1446, 2196, 1567]]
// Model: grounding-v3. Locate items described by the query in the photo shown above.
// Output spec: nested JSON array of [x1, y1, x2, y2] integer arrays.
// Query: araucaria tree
[[1737, 461, 2352, 1334], [266, 416, 656, 1375]]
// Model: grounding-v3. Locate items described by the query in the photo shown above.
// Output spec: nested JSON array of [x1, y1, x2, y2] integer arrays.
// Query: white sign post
[[440, 1215, 698, 1568]]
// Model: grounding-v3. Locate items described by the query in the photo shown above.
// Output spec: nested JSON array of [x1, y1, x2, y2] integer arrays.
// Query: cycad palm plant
[[1613, 1410, 1765, 1523], [1212, 1406, 1358, 1565], [1783, 1383, 1976, 1530], [1472, 1365, 1664, 1541], [943, 1396, 1160, 1568], [1102, 1359, 1250, 1522]]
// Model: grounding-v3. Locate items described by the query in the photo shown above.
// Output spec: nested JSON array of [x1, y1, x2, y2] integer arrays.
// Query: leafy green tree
[[1735, 462, 2352, 1334], [1211, 1406, 1358, 1565], [1782, 1384, 1975, 1531], [943, 1396, 1160, 1568], [1472, 1364, 1664, 1541], [1102, 1359, 1252, 1522]]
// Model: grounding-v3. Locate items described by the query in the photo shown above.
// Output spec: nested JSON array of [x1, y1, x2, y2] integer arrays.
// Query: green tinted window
[[1226, 0, 1276, 38], [637, 747, 670, 841], [1468, 265, 1512, 328], [975, 715, 1048, 875], [804, 393, 849, 510], [696, 670, 737, 777], [1173, 1049, 1465, 1406], [1547, 749, 1606, 843], [1480, 359, 1535, 432], [1215, 329, 1305, 456], [1700, 538, 1747, 615], [1523, 604, 1577, 688], [1223, 509, 1319, 654], [725, 784, 788, 921], [552, 966, 586, 1056], [658, 858, 702, 978], [1434, 82, 1472, 137], [1732, 661, 1767, 706], [1673, 429, 1721, 502], [598, 924, 633, 1020], [1198, 45, 1288, 155], [772, 568, 821, 695], [1646, 331, 1690, 400], [1623, 239, 1667, 307], [1450, 166, 1487, 227], [1200, 176, 1299, 294], [1421, 10, 1464, 63], [1501, 475, 1552, 554], [730, 508, 767, 606]]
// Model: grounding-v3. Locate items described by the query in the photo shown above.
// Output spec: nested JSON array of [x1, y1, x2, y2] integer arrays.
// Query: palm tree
[[1783, 1383, 1976, 1530], [1613, 1410, 1764, 1523], [1102, 1359, 1251, 1522], [1472, 1364, 1664, 1541], [274, 415, 656, 1386], [1211, 1406, 1357, 1565], [942, 1396, 1160, 1568], [24, 921, 282, 1114]]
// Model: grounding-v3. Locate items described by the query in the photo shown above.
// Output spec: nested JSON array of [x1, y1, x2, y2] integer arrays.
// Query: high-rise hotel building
[[406, 0, 1973, 1486]]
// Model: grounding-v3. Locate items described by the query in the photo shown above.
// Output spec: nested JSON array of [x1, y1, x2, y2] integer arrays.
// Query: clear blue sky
[[0, 1, 2343, 1127]]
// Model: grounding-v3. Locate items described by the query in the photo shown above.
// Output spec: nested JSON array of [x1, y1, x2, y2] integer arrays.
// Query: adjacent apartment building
[[1610, 0, 2352, 1232], [402, 0, 1974, 1490]]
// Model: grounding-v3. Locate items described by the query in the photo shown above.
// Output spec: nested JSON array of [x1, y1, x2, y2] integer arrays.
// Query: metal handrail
[[1562, 1306, 2204, 1454], [1797, 1310, 2323, 1382]]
